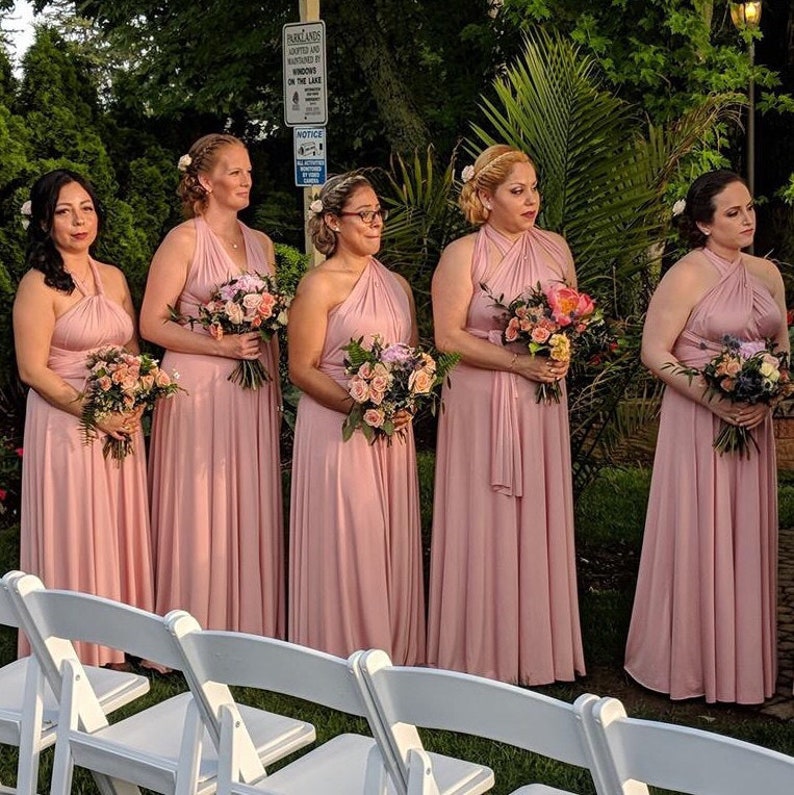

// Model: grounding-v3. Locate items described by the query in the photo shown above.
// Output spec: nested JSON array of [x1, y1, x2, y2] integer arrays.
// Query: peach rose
[[258, 293, 277, 319], [209, 323, 224, 340], [155, 369, 172, 387], [225, 301, 245, 325], [531, 326, 551, 344], [409, 369, 434, 394], [505, 317, 520, 343], [98, 375, 112, 391]]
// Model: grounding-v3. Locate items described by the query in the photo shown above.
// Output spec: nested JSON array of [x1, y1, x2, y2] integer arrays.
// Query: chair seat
[[422, 751, 494, 795], [0, 656, 148, 745], [511, 786, 578, 794], [249, 733, 396, 794], [67, 692, 315, 795]]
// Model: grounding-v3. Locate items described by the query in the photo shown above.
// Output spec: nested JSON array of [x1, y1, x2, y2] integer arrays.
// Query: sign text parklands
[[282, 21, 327, 126]]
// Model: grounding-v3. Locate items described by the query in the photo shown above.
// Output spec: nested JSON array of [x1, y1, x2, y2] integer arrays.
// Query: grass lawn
[[2, 464, 794, 793]]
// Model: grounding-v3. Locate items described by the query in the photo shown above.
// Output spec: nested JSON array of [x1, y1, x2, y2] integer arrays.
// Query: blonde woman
[[427, 144, 585, 685], [140, 133, 284, 637]]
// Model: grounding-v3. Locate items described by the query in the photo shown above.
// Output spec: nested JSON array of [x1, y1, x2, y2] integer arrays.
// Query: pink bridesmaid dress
[[427, 224, 585, 685], [289, 258, 426, 664], [625, 248, 779, 703], [20, 259, 154, 666], [148, 217, 284, 637]]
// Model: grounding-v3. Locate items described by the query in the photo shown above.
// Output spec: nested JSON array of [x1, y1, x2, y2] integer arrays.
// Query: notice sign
[[283, 21, 327, 126], [294, 126, 327, 187]]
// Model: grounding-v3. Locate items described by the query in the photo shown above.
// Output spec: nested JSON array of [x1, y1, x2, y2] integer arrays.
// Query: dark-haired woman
[[625, 170, 789, 703], [140, 133, 284, 637], [13, 170, 154, 666]]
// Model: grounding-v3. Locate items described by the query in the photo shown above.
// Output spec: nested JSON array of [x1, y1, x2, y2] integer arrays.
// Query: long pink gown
[[289, 258, 426, 664], [427, 225, 586, 685], [20, 259, 154, 666], [148, 217, 284, 637], [625, 248, 779, 703]]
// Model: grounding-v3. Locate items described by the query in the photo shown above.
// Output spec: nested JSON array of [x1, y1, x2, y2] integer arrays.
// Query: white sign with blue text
[[294, 126, 327, 187]]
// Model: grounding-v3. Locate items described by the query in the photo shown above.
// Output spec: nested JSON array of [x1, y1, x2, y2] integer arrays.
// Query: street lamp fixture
[[730, 1, 762, 29], [730, 0, 762, 220]]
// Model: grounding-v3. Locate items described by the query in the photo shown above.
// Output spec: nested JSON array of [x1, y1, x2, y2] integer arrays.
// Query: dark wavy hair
[[306, 172, 374, 256], [677, 169, 747, 249], [25, 170, 105, 293]]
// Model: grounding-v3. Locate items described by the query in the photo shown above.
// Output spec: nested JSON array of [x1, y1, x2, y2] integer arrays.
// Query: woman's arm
[[139, 225, 260, 360], [287, 269, 353, 414], [432, 235, 564, 385], [13, 273, 133, 438]]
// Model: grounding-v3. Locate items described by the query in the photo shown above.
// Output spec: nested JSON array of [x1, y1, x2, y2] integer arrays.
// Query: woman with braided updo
[[625, 170, 788, 702], [427, 144, 585, 685], [14, 169, 154, 665], [140, 133, 284, 637], [288, 171, 425, 663]]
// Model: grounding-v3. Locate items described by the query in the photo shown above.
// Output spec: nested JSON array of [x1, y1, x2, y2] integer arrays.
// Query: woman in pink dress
[[625, 170, 788, 703], [288, 172, 425, 663], [14, 169, 154, 666], [427, 144, 585, 685], [140, 133, 284, 637]]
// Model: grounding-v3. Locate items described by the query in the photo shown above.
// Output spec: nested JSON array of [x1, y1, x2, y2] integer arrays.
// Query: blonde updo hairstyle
[[459, 144, 534, 225], [177, 133, 245, 218], [307, 171, 373, 256]]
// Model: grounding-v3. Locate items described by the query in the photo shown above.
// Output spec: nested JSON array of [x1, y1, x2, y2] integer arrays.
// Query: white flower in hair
[[20, 199, 32, 229], [461, 165, 475, 183], [309, 199, 323, 214], [672, 198, 686, 217], [177, 154, 193, 172]]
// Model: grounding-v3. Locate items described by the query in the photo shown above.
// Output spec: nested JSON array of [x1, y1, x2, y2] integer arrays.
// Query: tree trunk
[[332, 0, 430, 154]]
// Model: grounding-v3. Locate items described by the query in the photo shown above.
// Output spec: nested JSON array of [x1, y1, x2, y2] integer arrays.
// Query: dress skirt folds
[[625, 248, 779, 704], [20, 259, 154, 666], [148, 217, 284, 637], [289, 258, 426, 664], [427, 225, 585, 685]]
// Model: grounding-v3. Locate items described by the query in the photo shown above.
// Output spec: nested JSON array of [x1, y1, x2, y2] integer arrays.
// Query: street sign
[[294, 126, 327, 187], [282, 21, 327, 126]]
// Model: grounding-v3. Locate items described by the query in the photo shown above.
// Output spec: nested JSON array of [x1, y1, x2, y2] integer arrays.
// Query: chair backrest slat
[[589, 697, 794, 795]]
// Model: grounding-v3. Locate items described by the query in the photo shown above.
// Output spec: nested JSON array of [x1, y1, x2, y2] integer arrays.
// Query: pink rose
[[370, 375, 389, 394], [369, 387, 385, 406], [531, 326, 551, 344], [97, 375, 112, 391], [363, 408, 385, 428], [242, 293, 263, 310], [358, 362, 373, 379], [258, 293, 277, 319], [348, 377, 370, 403], [155, 370, 172, 387], [724, 360, 741, 376], [225, 301, 245, 325], [505, 317, 520, 343]]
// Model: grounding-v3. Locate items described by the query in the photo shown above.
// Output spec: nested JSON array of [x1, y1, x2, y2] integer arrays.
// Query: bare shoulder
[[248, 227, 275, 264], [93, 260, 129, 289], [15, 268, 49, 300], [161, 220, 197, 251], [295, 262, 337, 300], [659, 250, 715, 291], [745, 252, 784, 286], [436, 232, 477, 274]]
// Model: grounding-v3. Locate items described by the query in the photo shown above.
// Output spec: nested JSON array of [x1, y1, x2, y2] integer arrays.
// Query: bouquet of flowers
[[666, 336, 791, 457], [79, 347, 184, 461], [342, 336, 460, 444], [483, 280, 601, 403], [173, 272, 290, 389]]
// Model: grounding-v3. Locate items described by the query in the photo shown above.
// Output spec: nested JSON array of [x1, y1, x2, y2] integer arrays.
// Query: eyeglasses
[[338, 208, 389, 225]]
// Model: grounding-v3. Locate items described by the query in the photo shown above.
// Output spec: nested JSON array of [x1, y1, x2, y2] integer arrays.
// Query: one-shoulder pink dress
[[20, 260, 154, 666], [427, 225, 586, 685], [148, 217, 284, 637], [625, 249, 779, 703], [289, 258, 426, 664]]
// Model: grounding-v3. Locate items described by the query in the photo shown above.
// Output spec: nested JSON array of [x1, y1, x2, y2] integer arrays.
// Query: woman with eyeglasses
[[287, 171, 425, 663], [427, 144, 585, 685]]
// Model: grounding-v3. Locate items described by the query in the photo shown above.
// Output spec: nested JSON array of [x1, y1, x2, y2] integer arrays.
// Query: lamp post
[[730, 1, 762, 199]]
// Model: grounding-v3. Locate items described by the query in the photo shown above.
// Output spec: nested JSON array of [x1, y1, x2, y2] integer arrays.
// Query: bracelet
[[508, 353, 518, 371]]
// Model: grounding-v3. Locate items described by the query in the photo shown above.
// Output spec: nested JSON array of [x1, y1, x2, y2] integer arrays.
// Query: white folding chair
[[358, 649, 606, 795], [0, 570, 149, 795], [7, 572, 315, 795], [173, 626, 401, 795], [583, 696, 794, 795]]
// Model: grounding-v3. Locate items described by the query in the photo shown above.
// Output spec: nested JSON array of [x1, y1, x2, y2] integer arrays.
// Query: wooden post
[[300, 0, 323, 266]]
